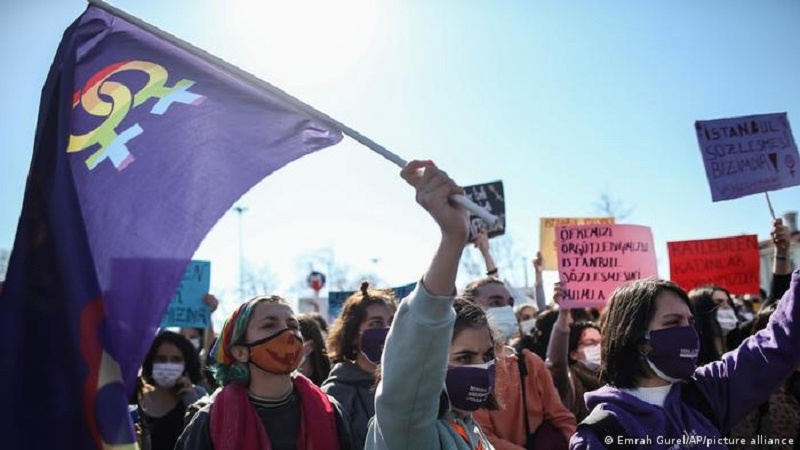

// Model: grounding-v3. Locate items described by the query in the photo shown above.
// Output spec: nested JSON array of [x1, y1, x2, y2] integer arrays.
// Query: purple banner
[[0, 4, 342, 448]]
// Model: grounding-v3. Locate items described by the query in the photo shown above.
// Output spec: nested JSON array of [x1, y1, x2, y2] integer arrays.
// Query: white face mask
[[715, 308, 738, 334], [740, 312, 754, 322], [486, 306, 518, 342], [519, 318, 537, 336], [151, 362, 184, 388], [580, 344, 601, 371]]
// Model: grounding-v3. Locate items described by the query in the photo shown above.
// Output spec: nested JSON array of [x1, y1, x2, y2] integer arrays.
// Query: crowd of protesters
[[127, 161, 798, 450]]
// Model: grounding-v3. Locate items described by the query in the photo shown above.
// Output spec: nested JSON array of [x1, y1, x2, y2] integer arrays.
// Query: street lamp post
[[233, 205, 248, 299], [522, 256, 529, 288]]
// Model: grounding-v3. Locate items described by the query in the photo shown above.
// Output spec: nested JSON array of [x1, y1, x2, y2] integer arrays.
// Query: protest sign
[[328, 282, 417, 322], [667, 234, 760, 295], [327, 291, 352, 324], [160, 260, 211, 328], [540, 217, 615, 270], [695, 112, 799, 201], [463, 181, 505, 238], [555, 224, 657, 308]]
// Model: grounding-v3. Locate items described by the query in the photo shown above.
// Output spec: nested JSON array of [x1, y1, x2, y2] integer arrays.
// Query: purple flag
[[0, 4, 342, 448]]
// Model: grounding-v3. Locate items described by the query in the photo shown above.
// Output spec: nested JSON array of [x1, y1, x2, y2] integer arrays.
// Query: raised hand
[[401, 160, 469, 244], [203, 294, 219, 313], [174, 375, 194, 397], [533, 251, 544, 275], [554, 281, 573, 329], [772, 218, 790, 253], [473, 231, 491, 255]]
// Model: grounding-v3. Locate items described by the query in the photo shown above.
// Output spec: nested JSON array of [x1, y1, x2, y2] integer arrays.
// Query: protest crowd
[[122, 167, 799, 450], [3, 4, 800, 450]]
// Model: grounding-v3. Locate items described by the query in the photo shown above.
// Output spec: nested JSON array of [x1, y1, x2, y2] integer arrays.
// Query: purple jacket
[[570, 269, 800, 449]]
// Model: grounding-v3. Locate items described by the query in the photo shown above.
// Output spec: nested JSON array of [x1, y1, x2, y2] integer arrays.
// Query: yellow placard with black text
[[539, 217, 615, 270]]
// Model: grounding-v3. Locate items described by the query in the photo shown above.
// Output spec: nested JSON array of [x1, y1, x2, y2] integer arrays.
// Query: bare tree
[[594, 191, 634, 221], [289, 247, 386, 298], [460, 234, 526, 286], [459, 245, 485, 281], [240, 260, 278, 298]]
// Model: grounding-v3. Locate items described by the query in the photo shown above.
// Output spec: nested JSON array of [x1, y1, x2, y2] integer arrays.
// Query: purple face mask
[[445, 360, 495, 411], [644, 325, 699, 382], [360, 327, 389, 364]]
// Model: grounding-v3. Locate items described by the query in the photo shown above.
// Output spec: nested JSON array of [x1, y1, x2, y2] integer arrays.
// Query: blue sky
[[2, 1, 799, 321]]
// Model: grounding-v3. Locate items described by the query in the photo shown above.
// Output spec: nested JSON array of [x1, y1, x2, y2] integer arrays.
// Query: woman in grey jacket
[[323, 282, 396, 449], [365, 160, 498, 450]]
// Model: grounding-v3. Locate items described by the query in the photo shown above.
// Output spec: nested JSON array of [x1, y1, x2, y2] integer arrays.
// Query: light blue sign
[[160, 260, 211, 328]]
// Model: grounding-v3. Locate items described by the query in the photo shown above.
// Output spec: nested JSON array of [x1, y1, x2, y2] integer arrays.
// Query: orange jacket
[[474, 349, 577, 450]]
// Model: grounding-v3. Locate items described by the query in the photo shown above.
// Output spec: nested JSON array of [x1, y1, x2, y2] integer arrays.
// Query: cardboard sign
[[160, 260, 211, 328], [463, 181, 505, 238], [695, 112, 800, 201], [555, 224, 657, 308], [328, 282, 417, 322], [667, 235, 760, 295], [540, 217, 615, 270]]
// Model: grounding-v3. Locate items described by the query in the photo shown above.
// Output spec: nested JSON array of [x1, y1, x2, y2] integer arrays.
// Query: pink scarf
[[210, 374, 340, 450]]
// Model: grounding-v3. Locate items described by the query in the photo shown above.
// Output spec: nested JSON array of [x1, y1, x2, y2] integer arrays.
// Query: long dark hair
[[141, 331, 203, 386], [601, 279, 693, 388], [297, 313, 331, 385], [688, 285, 729, 365], [527, 308, 559, 360], [568, 321, 601, 364]]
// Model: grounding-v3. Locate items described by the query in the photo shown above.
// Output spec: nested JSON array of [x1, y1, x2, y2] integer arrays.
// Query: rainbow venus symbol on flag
[[0, 3, 342, 448]]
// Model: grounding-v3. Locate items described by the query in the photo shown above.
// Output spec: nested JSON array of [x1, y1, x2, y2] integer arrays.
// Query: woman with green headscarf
[[176, 294, 352, 450]]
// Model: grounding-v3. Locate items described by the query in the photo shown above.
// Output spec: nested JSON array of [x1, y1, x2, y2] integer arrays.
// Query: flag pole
[[765, 192, 777, 220], [85, 0, 500, 227]]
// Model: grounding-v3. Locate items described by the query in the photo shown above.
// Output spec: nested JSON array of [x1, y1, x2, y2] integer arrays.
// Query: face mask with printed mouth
[[245, 328, 304, 375], [445, 360, 495, 411], [152, 362, 185, 388], [360, 327, 390, 365], [643, 325, 699, 383], [580, 344, 601, 371], [486, 306, 518, 342]]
